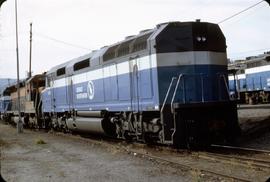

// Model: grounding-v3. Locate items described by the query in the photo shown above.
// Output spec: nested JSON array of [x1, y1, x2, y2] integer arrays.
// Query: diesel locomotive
[[1, 21, 240, 148], [229, 52, 270, 104], [0, 74, 45, 127]]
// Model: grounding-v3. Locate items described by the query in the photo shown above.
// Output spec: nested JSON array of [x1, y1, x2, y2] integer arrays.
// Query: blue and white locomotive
[[229, 52, 270, 104], [0, 96, 11, 120], [42, 21, 240, 147]]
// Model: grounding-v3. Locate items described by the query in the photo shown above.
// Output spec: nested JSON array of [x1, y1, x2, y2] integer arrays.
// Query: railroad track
[[124, 147, 253, 182], [51, 132, 261, 181], [210, 144, 270, 154], [197, 145, 270, 170], [17, 128, 270, 182], [197, 152, 270, 170]]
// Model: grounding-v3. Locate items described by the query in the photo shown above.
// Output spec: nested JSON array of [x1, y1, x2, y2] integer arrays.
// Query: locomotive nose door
[[45, 75, 55, 113], [67, 77, 74, 110], [130, 58, 140, 112], [50, 79, 55, 113]]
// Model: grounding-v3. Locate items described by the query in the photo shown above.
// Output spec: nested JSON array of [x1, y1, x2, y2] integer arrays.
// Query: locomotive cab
[[153, 22, 240, 147]]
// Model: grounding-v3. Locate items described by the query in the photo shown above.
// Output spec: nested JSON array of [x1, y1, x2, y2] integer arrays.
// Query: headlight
[[202, 37, 206, 42], [196, 37, 202, 42], [196, 36, 206, 42]]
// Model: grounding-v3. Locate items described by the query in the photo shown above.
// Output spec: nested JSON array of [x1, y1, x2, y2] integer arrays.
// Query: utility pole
[[0, 0, 7, 179], [15, 0, 23, 133], [29, 22, 32, 78]]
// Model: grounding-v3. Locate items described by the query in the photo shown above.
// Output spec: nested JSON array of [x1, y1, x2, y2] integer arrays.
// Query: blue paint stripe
[[42, 64, 230, 113]]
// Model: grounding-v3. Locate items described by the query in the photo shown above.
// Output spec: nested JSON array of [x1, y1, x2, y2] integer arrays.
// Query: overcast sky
[[0, 0, 270, 78]]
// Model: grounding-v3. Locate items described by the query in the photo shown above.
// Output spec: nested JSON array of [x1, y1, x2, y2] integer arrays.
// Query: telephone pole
[[15, 0, 23, 133], [29, 22, 32, 78], [0, 1, 7, 179]]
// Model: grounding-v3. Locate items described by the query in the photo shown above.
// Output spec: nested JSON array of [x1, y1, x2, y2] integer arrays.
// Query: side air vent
[[131, 32, 152, 53], [103, 45, 120, 62]]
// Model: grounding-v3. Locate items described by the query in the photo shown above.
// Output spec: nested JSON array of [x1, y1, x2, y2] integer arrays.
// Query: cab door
[[66, 76, 74, 111], [130, 58, 140, 112], [44, 75, 55, 113], [50, 77, 55, 113]]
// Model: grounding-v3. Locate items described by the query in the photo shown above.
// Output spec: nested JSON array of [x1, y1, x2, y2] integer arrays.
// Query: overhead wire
[[218, 1, 270, 61], [33, 32, 91, 51], [218, 0, 265, 24], [1, 31, 91, 51], [220, 3, 266, 28]]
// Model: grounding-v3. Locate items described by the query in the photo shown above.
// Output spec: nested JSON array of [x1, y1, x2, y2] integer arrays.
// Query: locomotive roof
[[47, 53, 93, 75], [26, 73, 46, 84], [3, 81, 25, 95], [47, 21, 219, 77]]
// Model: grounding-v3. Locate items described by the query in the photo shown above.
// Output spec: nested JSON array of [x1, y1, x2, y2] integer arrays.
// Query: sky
[[0, 0, 270, 78]]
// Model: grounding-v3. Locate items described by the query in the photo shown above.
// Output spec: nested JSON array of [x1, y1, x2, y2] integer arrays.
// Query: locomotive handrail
[[200, 73, 205, 102], [160, 76, 177, 144], [160, 77, 177, 113], [171, 74, 184, 113], [219, 74, 232, 100], [170, 74, 184, 144], [170, 73, 209, 112]]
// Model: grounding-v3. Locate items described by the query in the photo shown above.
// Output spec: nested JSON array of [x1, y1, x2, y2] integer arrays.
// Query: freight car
[[40, 21, 240, 148], [229, 52, 270, 104]]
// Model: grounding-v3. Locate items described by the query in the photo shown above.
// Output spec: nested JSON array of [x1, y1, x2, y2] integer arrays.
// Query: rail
[[52, 131, 254, 182], [160, 77, 177, 113], [170, 74, 185, 113], [6, 124, 265, 182], [160, 77, 177, 143], [219, 74, 232, 101], [197, 151, 270, 170], [200, 74, 205, 102]]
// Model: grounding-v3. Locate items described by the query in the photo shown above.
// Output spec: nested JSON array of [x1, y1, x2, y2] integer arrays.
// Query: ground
[[0, 104, 270, 182], [237, 104, 270, 150], [0, 124, 194, 182]]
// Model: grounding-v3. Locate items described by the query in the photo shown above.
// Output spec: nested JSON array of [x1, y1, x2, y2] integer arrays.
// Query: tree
[[0, 0, 6, 8]]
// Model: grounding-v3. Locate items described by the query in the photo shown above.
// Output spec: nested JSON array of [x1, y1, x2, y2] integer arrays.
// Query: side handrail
[[160, 77, 177, 113], [160, 76, 177, 144], [170, 74, 184, 144], [200, 73, 205, 102], [171, 74, 184, 113], [220, 74, 232, 100]]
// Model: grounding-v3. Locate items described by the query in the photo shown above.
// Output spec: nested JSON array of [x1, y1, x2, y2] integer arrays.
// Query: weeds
[[35, 139, 46, 145]]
